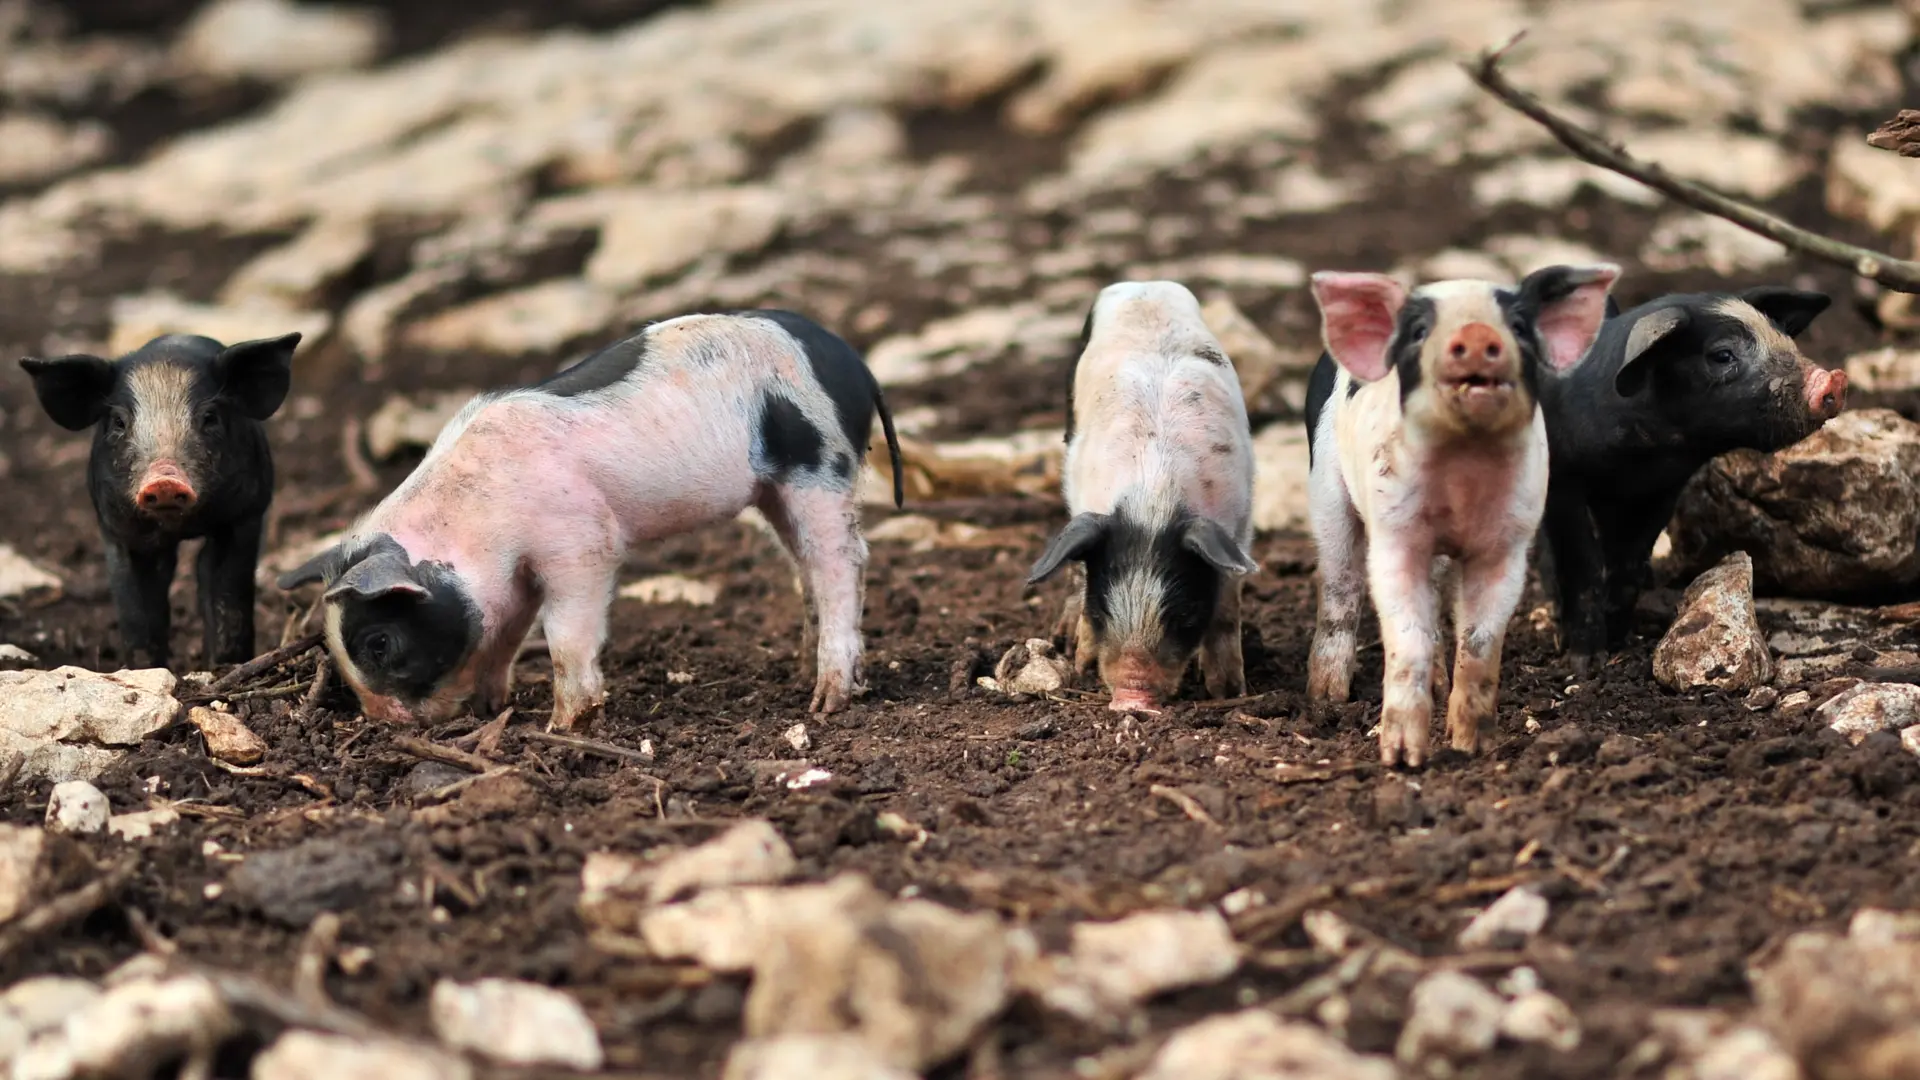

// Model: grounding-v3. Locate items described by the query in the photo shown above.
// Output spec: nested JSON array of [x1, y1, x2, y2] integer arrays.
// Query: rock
[[251, 1030, 473, 1080], [784, 724, 812, 754], [0, 545, 61, 601], [186, 705, 268, 766], [1395, 970, 1506, 1064], [340, 265, 465, 364], [220, 216, 376, 309], [1471, 156, 1661, 209], [1829, 130, 1920, 234], [224, 834, 403, 928], [107, 807, 180, 842], [0, 112, 111, 185], [580, 186, 788, 289], [1500, 990, 1581, 1052], [722, 1035, 918, 1080], [0, 826, 90, 925], [1817, 683, 1920, 744], [1652, 1011, 1802, 1080], [0, 976, 101, 1062], [1251, 423, 1311, 532], [410, 769, 540, 827], [402, 279, 618, 356], [429, 978, 603, 1070], [991, 639, 1073, 696], [864, 303, 1082, 387], [1199, 294, 1313, 411], [1139, 1009, 1400, 1080], [1670, 409, 1920, 597], [1641, 213, 1788, 275], [1845, 347, 1920, 394], [0, 645, 40, 671], [1456, 885, 1550, 950], [174, 0, 387, 82], [107, 292, 331, 359], [0, 667, 179, 785], [582, 819, 797, 911], [1751, 915, 1920, 1080], [638, 878, 875, 972], [45, 781, 108, 836], [1025, 909, 1241, 1021], [10, 974, 237, 1080], [363, 389, 480, 461], [617, 574, 720, 606], [1653, 552, 1775, 692], [863, 514, 1029, 552]]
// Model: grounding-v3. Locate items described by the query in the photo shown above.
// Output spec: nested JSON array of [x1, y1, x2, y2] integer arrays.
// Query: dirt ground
[[6, 3, 1920, 1079]]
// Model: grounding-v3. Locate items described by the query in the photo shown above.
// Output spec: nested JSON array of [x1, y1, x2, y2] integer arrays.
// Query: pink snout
[[1446, 322, 1505, 364], [136, 462, 196, 514], [1806, 366, 1847, 421], [1109, 688, 1161, 714], [1106, 651, 1167, 713]]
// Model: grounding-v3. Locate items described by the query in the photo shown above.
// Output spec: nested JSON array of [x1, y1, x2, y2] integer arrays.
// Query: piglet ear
[[1738, 287, 1830, 338], [1027, 512, 1112, 585], [216, 332, 301, 421], [1181, 518, 1258, 577], [323, 549, 429, 603], [276, 544, 345, 591], [18, 354, 115, 431], [1519, 262, 1620, 372], [1309, 272, 1407, 383]]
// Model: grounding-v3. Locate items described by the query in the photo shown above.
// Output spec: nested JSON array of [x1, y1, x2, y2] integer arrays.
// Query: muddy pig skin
[[1537, 287, 1845, 675], [277, 310, 903, 731], [1027, 280, 1258, 713], [1304, 264, 1618, 767], [18, 332, 302, 668]]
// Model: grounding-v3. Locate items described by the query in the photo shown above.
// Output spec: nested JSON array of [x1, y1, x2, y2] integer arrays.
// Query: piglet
[[277, 309, 902, 731], [19, 332, 301, 668], [1538, 287, 1846, 673], [1028, 280, 1259, 713], [1304, 264, 1618, 767]]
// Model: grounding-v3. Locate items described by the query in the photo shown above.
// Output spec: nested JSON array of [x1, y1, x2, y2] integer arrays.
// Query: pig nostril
[[1485, 343, 1501, 359]]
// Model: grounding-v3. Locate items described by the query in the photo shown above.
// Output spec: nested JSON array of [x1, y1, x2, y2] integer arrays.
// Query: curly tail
[[872, 375, 904, 508]]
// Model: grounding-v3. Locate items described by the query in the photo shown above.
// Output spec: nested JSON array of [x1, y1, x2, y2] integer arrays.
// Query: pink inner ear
[[1311, 272, 1407, 382], [1537, 269, 1620, 371]]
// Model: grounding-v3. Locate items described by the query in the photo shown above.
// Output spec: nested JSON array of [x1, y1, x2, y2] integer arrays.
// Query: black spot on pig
[[743, 309, 903, 507], [533, 332, 647, 397], [831, 452, 854, 479], [1391, 295, 1437, 409], [1065, 303, 1096, 443], [1303, 351, 1341, 466], [18, 331, 299, 667], [1193, 343, 1228, 366], [756, 393, 825, 479], [1210, 443, 1233, 456], [324, 537, 479, 702]]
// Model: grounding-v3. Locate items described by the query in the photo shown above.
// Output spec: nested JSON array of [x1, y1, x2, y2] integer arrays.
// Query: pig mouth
[[1108, 688, 1162, 714], [1443, 373, 1514, 393]]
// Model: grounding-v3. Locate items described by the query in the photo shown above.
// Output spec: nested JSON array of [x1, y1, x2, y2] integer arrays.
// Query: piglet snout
[[1447, 322, 1504, 363], [1108, 688, 1161, 713], [1805, 366, 1847, 420], [136, 462, 196, 513]]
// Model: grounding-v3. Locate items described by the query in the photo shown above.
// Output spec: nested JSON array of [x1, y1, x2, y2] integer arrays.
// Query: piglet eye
[[199, 407, 222, 433], [1708, 347, 1737, 366], [108, 410, 128, 434], [364, 631, 392, 665]]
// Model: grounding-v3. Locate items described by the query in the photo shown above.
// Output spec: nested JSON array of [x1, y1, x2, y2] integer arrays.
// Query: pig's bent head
[[1029, 504, 1257, 711], [278, 534, 481, 724], [19, 333, 301, 527], [1311, 264, 1620, 440], [1611, 286, 1843, 452]]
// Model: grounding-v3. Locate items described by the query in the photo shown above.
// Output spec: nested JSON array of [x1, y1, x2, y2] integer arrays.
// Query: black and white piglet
[[1028, 280, 1258, 713], [1537, 286, 1847, 673], [19, 332, 302, 667], [277, 309, 902, 731], [1305, 264, 1618, 767]]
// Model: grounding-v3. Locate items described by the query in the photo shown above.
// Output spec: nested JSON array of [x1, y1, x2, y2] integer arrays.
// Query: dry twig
[[293, 912, 341, 1010], [1149, 783, 1221, 829], [1464, 32, 1920, 293], [207, 633, 323, 695], [0, 864, 135, 959], [520, 728, 661, 771], [391, 735, 499, 774]]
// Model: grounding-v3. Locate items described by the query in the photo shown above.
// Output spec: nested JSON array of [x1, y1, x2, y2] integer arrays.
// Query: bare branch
[[1869, 110, 1920, 157], [1462, 33, 1920, 294]]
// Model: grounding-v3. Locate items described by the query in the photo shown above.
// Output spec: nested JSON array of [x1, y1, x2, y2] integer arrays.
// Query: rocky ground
[[9, 0, 1920, 1077]]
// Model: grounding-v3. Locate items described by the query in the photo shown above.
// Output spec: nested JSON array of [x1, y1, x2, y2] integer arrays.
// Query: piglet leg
[[106, 541, 177, 669], [475, 598, 541, 716], [1306, 458, 1365, 703], [1052, 566, 1098, 682], [1445, 543, 1529, 754], [541, 562, 618, 733], [1429, 556, 1457, 711], [755, 500, 822, 688], [1368, 537, 1438, 768], [1200, 574, 1246, 699], [770, 486, 868, 714], [196, 517, 262, 665]]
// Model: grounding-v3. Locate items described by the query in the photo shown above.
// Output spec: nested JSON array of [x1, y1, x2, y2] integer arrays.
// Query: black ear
[[216, 332, 300, 420], [1603, 293, 1622, 320], [1181, 518, 1258, 576], [18, 354, 115, 431], [277, 543, 344, 591], [1613, 307, 1691, 398], [1738, 287, 1830, 338], [1027, 512, 1111, 585]]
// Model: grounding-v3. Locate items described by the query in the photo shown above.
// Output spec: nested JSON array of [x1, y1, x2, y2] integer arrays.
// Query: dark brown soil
[[5, 4, 1920, 1079]]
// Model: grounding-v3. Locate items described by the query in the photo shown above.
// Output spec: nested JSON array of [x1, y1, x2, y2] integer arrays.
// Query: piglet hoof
[[548, 698, 605, 734], [810, 673, 854, 714], [1567, 649, 1600, 680], [1378, 710, 1429, 770], [1448, 718, 1483, 755]]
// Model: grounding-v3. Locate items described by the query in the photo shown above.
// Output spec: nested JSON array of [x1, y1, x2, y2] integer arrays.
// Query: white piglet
[[1028, 281, 1259, 713], [278, 309, 902, 731], [1303, 264, 1618, 767]]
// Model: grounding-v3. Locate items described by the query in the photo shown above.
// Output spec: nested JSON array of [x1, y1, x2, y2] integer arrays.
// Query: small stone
[[0, 975, 101, 1059], [1818, 682, 1920, 744], [1396, 970, 1506, 1064], [221, 216, 376, 309], [429, 978, 604, 1070], [0, 644, 39, 671], [1903, 726, 1920, 759], [1027, 909, 1242, 1021], [0, 112, 111, 185], [252, 1030, 472, 1080], [174, 0, 387, 82], [403, 279, 618, 356], [1457, 885, 1549, 951], [581, 819, 796, 913], [1198, 293, 1312, 410], [186, 705, 268, 766], [107, 807, 180, 841], [992, 638, 1073, 697], [363, 389, 481, 462], [1747, 686, 1781, 711], [1653, 552, 1774, 692], [0, 545, 61, 601], [783, 724, 811, 754], [9, 974, 237, 1079], [0, 825, 86, 924], [46, 780, 109, 835], [1845, 346, 1920, 394], [1501, 990, 1581, 1051], [1140, 1009, 1399, 1080], [107, 292, 330, 361], [0, 666, 179, 785], [722, 1034, 918, 1080], [667, 671, 695, 686], [618, 573, 720, 606], [224, 834, 404, 928]]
